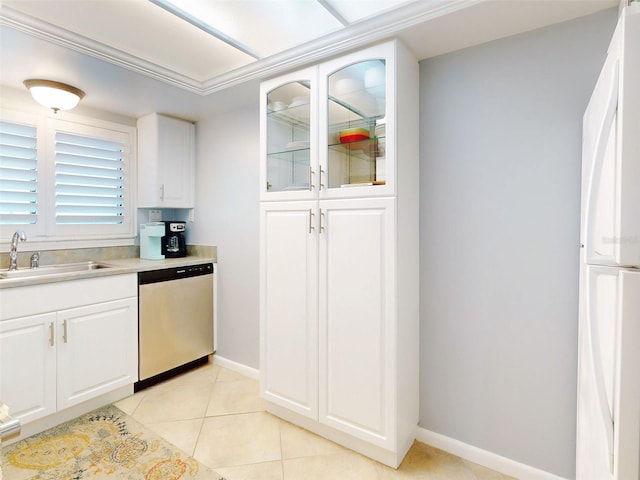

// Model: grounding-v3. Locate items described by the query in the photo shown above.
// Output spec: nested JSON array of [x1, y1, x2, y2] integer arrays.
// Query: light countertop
[[0, 256, 215, 289]]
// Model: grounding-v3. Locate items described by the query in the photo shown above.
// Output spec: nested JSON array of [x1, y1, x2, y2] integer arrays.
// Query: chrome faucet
[[9, 230, 27, 271]]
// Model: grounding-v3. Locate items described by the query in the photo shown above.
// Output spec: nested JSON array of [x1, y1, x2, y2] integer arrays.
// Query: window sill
[[0, 236, 136, 254]]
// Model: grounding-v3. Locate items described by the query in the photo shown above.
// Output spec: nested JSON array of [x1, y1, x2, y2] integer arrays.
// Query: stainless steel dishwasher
[[137, 263, 213, 388]]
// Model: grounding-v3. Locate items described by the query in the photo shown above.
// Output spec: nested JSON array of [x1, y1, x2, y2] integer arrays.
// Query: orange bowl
[[339, 128, 370, 143]]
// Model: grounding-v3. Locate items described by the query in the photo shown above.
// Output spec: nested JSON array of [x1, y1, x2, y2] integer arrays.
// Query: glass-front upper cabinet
[[319, 42, 397, 198], [260, 66, 318, 201], [326, 60, 385, 188], [261, 41, 413, 201]]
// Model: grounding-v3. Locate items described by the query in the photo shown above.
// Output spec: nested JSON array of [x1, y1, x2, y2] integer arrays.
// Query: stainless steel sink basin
[[0, 261, 114, 279]]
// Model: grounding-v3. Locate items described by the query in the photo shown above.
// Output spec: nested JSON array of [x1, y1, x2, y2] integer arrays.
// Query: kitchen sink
[[0, 261, 115, 279]]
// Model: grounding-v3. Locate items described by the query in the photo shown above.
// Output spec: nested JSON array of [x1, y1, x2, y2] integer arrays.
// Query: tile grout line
[[279, 417, 286, 480], [192, 365, 220, 460]]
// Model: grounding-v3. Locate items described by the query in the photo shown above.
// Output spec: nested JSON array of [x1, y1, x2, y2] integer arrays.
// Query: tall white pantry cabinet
[[259, 40, 419, 468]]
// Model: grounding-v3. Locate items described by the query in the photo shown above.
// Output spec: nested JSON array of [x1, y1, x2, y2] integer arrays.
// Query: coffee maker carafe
[[162, 221, 187, 258]]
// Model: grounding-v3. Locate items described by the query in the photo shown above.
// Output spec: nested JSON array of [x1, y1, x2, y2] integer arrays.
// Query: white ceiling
[[0, 0, 618, 120]]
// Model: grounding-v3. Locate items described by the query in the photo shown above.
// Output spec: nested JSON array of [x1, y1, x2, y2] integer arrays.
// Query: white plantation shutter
[[0, 120, 38, 225], [0, 112, 134, 240], [54, 131, 124, 225]]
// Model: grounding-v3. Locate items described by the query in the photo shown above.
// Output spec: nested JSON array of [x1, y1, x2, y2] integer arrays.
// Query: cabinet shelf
[[328, 95, 384, 120], [267, 104, 311, 127], [329, 117, 383, 134], [328, 136, 385, 157], [266, 149, 311, 192], [268, 94, 380, 125], [267, 146, 311, 157], [339, 180, 386, 188]]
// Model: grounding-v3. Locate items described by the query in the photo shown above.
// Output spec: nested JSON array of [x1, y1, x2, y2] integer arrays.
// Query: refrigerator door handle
[[586, 277, 616, 473], [583, 60, 619, 264]]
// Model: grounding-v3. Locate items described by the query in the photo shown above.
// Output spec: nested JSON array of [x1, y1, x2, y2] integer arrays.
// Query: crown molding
[[201, 0, 482, 94], [0, 6, 204, 93], [1, 0, 481, 96]]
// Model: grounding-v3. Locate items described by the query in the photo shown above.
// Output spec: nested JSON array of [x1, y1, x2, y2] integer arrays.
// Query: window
[[0, 111, 135, 242], [0, 120, 38, 226], [54, 131, 125, 225]]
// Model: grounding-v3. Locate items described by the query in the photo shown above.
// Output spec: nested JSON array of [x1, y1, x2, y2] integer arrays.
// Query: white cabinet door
[[157, 115, 194, 207], [577, 266, 640, 479], [318, 197, 395, 448], [260, 201, 319, 418], [260, 67, 318, 202], [57, 298, 137, 410], [137, 113, 195, 208], [0, 313, 56, 424], [260, 201, 318, 418], [318, 41, 401, 199]]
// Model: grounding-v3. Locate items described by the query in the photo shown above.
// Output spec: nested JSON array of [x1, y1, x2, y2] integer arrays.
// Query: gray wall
[[191, 106, 261, 369], [418, 8, 617, 478], [191, 8, 618, 478]]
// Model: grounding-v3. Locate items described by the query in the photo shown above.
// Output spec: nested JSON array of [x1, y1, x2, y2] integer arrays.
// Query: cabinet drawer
[[0, 274, 137, 320]]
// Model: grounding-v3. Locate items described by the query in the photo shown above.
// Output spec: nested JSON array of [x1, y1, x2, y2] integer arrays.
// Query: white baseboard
[[212, 354, 259, 380], [416, 427, 568, 480]]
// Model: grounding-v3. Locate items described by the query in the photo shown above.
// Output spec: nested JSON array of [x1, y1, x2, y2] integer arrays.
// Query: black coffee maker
[[162, 221, 187, 258]]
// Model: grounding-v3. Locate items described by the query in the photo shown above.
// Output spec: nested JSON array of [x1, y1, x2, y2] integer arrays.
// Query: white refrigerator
[[576, 3, 640, 479]]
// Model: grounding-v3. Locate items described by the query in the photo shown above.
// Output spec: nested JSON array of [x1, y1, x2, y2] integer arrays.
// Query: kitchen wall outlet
[[149, 209, 162, 222]]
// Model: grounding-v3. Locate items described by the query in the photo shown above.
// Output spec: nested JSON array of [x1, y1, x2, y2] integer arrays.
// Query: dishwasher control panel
[[138, 263, 213, 285]]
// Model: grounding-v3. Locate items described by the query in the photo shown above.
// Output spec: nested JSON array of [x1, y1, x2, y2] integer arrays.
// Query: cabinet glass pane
[[327, 60, 385, 189], [266, 81, 311, 192]]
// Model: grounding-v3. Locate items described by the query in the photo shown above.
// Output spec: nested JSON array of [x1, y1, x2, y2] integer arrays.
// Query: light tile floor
[[114, 361, 514, 480]]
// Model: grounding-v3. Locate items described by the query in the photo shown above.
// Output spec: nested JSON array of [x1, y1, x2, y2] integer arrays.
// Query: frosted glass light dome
[[23, 79, 85, 113]]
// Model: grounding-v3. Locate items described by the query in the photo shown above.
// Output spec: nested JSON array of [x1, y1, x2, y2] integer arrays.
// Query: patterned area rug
[[1, 405, 225, 480]]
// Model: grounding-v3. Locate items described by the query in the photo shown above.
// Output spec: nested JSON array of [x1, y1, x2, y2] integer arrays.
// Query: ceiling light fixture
[[23, 79, 85, 114]]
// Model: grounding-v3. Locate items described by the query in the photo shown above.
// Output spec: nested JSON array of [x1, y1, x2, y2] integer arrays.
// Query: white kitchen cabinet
[[137, 113, 195, 208], [260, 67, 317, 202], [261, 41, 411, 202], [0, 313, 57, 425], [259, 40, 419, 468], [260, 201, 318, 419], [260, 197, 397, 447], [318, 197, 395, 447], [57, 298, 138, 410], [0, 275, 138, 426]]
